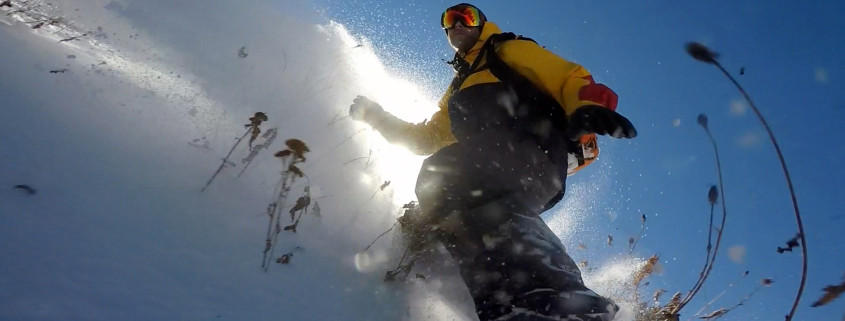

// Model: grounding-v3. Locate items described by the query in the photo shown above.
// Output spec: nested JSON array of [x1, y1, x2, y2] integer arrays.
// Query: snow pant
[[414, 134, 619, 321]]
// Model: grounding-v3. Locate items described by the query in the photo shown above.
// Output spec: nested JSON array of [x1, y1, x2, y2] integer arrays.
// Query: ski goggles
[[440, 5, 483, 29]]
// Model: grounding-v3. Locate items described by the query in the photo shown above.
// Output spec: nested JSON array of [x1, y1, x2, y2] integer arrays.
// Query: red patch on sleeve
[[578, 77, 618, 111]]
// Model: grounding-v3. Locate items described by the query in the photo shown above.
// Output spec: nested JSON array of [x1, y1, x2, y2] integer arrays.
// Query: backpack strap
[[445, 33, 533, 94], [480, 32, 571, 143], [445, 39, 497, 95]]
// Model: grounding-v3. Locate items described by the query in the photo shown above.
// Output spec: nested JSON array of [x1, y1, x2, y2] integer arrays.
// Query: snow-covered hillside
[[0, 1, 642, 320]]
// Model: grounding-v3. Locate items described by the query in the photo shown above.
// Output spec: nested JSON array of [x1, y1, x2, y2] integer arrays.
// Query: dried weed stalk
[[811, 274, 845, 308], [283, 187, 312, 233], [697, 278, 773, 320], [686, 42, 807, 320], [382, 201, 434, 282], [201, 112, 267, 192], [384, 248, 415, 282], [693, 270, 750, 318], [276, 247, 303, 265], [630, 214, 647, 254], [238, 127, 278, 177], [261, 138, 309, 271], [634, 255, 661, 288]]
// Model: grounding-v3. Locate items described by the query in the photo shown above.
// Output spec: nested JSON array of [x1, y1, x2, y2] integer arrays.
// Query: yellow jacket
[[365, 21, 607, 156]]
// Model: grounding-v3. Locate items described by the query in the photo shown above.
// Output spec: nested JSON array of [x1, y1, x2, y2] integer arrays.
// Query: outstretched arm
[[350, 95, 456, 155]]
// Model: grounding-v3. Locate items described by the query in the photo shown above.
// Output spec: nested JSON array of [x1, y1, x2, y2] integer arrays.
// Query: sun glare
[[331, 22, 440, 207]]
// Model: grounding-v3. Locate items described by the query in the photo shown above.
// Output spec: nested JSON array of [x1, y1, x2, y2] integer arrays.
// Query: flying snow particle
[[607, 211, 617, 222], [730, 100, 747, 116], [728, 245, 747, 264], [815, 67, 829, 83], [737, 132, 762, 148]]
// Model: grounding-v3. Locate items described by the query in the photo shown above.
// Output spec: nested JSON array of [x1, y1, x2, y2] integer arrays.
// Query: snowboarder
[[349, 3, 636, 320]]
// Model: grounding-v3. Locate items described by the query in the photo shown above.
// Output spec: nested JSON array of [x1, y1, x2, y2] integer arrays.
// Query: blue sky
[[311, 0, 845, 319], [1, 0, 842, 320]]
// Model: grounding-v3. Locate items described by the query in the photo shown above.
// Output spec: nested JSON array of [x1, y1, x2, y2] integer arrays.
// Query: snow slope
[[0, 1, 641, 320], [0, 1, 481, 320]]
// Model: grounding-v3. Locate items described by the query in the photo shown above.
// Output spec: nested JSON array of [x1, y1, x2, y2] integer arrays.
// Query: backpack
[[477, 32, 604, 176]]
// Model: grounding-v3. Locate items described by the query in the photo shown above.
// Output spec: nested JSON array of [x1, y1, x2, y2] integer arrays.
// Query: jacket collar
[[453, 21, 502, 68]]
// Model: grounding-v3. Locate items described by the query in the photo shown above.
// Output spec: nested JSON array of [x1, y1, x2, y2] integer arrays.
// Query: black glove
[[568, 105, 637, 140], [349, 95, 384, 121]]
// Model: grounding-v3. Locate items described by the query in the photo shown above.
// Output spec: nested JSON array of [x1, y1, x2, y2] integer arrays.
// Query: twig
[[284, 188, 312, 233], [59, 33, 87, 42], [265, 167, 298, 271], [361, 220, 400, 253], [342, 156, 368, 166], [714, 60, 807, 321], [265, 179, 291, 270], [629, 214, 647, 254], [697, 279, 771, 320], [675, 115, 729, 314], [262, 139, 309, 271], [276, 246, 303, 264], [13, 184, 37, 195], [201, 128, 250, 192], [304, 128, 365, 170], [340, 182, 390, 231], [262, 156, 291, 270], [686, 42, 807, 321], [688, 187, 717, 302], [238, 127, 278, 177], [327, 108, 349, 127], [364, 136, 374, 169], [691, 271, 750, 320], [385, 248, 415, 281]]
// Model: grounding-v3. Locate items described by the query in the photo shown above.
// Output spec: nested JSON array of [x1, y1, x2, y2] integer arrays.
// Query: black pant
[[415, 134, 618, 321]]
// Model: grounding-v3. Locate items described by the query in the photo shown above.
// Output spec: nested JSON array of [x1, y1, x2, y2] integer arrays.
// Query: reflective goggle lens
[[441, 6, 482, 29]]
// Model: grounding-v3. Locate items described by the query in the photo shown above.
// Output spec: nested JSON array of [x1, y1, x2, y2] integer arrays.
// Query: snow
[[0, 1, 441, 320], [0, 1, 640, 320]]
